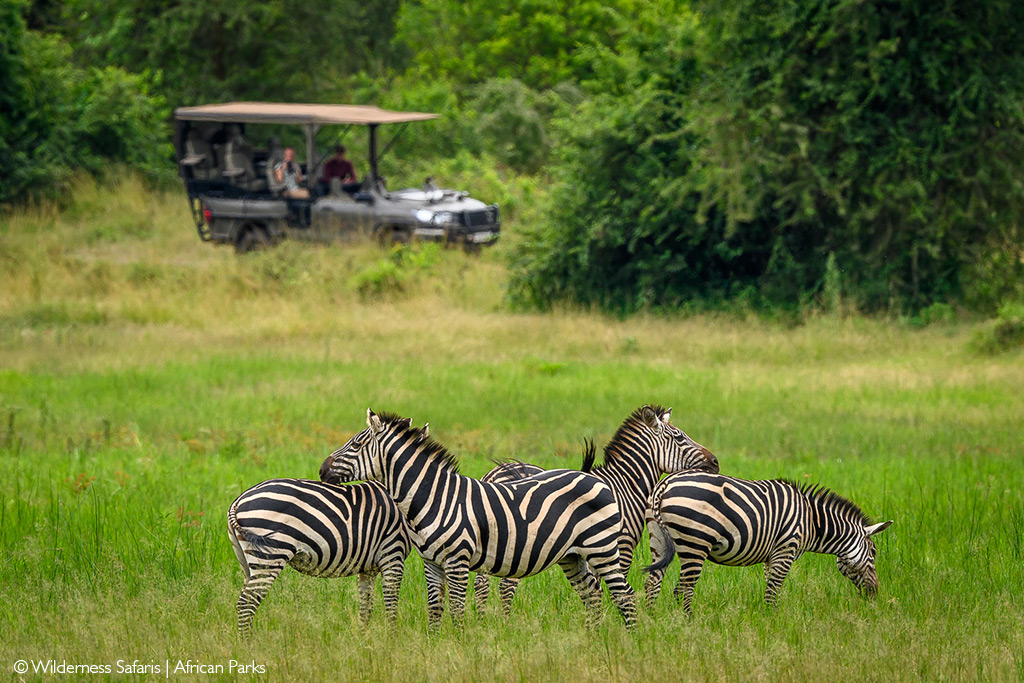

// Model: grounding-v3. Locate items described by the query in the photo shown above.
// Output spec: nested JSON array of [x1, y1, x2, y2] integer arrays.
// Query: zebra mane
[[378, 411, 461, 475], [596, 404, 669, 469], [489, 458, 535, 479], [780, 479, 872, 526]]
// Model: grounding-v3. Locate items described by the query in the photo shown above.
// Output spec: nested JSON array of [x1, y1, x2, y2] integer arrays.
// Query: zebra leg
[[357, 570, 378, 625], [672, 551, 706, 615], [236, 561, 287, 637], [763, 546, 798, 606], [423, 560, 447, 631], [472, 573, 490, 612], [497, 577, 520, 617], [558, 556, 603, 626], [380, 560, 404, 626], [644, 567, 668, 608], [444, 558, 470, 628], [589, 554, 637, 630], [617, 545, 635, 582]]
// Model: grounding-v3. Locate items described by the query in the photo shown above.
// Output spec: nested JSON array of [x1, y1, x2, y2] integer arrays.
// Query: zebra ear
[[400, 417, 413, 429], [865, 520, 893, 537], [413, 422, 430, 444], [660, 407, 673, 426], [641, 406, 663, 433], [367, 408, 384, 434]]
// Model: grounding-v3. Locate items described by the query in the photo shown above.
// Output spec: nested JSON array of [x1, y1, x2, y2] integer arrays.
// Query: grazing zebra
[[474, 406, 719, 614], [643, 472, 893, 613], [320, 410, 637, 630], [227, 477, 412, 635]]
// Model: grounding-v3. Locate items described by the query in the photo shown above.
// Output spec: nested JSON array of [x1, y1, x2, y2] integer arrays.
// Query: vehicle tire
[[235, 226, 269, 254]]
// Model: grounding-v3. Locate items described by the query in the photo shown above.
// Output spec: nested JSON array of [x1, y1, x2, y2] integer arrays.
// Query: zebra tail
[[227, 505, 274, 556], [579, 438, 597, 473], [643, 517, 676, 573]]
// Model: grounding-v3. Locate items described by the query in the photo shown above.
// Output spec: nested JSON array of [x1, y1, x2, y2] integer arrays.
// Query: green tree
[[62, 0, 403, 106], [394, 0, 639, 90], [512, 0, 1024, 313], [688, 0, 1024, 311], [0, 1, 167, 204], [508, 5, 716, 311]]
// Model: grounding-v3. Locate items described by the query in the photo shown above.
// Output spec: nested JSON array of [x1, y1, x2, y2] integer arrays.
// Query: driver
[[322, 145, 357, 186]]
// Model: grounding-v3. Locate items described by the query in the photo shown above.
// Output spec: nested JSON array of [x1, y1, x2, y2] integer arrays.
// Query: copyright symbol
[[14, 660, 28, 674]]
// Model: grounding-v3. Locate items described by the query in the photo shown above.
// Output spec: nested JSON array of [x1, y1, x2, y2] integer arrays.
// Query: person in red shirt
[[322, 145, 357, 188]]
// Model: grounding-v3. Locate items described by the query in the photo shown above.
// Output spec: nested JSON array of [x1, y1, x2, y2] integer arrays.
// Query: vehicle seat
[[222, 126, 268, 192], [265, 137, 285, 195], [181, 130, 219, 180]]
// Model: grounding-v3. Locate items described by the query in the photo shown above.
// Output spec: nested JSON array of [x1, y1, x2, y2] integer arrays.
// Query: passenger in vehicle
[[274, 147, 310, 199], [322, 145, 357, 185]]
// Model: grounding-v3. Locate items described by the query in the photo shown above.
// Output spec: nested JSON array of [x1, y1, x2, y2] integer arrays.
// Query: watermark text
[[12, 659, 266, 677]]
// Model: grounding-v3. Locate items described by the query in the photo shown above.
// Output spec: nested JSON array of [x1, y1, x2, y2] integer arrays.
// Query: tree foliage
[[395, 0, 638, 90], [1, 1, 167, 204], [61, 0, 403, 105], [508, 6, 718, 312], [512, 0, 1024, 313]]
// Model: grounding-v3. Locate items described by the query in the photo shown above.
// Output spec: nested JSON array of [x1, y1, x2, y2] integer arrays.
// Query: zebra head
[[636, 406, 720, 474], [319, 411, 424, 484], [835, 520, 893, 597]]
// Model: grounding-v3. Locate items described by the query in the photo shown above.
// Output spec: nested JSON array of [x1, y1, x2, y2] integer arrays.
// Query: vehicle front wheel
[[235, 226, 269, 254]]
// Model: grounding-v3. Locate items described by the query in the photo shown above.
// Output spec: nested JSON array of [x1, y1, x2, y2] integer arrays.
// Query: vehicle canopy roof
[[173, 102, 438, 126]]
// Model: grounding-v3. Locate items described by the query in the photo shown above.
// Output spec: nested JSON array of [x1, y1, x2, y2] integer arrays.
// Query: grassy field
[[1, 177, 1022, 681]]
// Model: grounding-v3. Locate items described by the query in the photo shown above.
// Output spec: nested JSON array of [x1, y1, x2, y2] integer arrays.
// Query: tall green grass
[[0, 179, 1021, 680]]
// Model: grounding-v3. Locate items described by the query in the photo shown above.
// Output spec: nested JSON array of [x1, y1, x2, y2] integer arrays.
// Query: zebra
[[643, 471, 893, 613], [473, 459, 547, 612], [227, 477, 412, 635], [473, 405, 719, 615], [320, 409, 637, 630]]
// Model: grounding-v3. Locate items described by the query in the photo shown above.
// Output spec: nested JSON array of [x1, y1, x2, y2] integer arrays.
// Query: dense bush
[[0, 1, 168, 204], [511, 0, 1024, 314], [971, 301, 1024, 354], [508, 8, 737, 312]]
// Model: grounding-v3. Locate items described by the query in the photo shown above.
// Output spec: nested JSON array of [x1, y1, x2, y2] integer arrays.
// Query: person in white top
[[274, 147, 310, 199]]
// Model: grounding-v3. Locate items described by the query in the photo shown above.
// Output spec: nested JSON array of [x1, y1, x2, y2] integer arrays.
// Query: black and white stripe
[[320, 410, 637, 629], [474, 405, 719, 614], [644, 472, 893, 612], [227, 478, 411, 634], [473, 460, 547, 611]]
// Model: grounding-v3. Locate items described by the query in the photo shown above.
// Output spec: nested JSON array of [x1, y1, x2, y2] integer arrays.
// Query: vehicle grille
[[460, 205, 500, 228]]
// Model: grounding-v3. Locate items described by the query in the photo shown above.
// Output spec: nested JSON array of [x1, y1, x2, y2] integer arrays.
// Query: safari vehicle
[[173, 102, 501, 253]]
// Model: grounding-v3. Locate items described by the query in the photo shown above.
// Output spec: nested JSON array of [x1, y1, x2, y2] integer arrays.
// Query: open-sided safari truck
[[173, 102, 501, 253]]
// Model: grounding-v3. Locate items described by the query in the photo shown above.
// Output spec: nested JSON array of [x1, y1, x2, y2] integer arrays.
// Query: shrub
[[971, 301, 1024, 354], [0, 3, 167, 205], [351, 244, 441, 300]]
